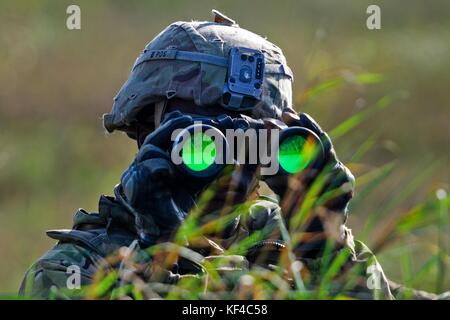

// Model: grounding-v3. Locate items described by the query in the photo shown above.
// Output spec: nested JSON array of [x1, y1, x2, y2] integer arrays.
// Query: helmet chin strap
[[154, 99, 168, 129]]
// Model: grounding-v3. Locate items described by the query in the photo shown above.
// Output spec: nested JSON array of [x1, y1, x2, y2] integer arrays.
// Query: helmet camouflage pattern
[[103, 10, 293, 136]]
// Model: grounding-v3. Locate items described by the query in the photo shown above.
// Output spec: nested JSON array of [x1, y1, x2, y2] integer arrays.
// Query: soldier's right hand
[[120, 111, 195, 247]]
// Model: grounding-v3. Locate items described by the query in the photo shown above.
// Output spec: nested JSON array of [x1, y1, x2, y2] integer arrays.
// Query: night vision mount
[[221, 47, 265, 110]]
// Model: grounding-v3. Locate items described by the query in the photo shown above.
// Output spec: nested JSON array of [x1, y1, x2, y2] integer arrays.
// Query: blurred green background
[[0, 0, 448, 294]]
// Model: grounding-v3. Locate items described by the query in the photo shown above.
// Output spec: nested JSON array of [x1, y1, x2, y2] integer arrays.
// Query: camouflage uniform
[[21, 193, 437, 300]]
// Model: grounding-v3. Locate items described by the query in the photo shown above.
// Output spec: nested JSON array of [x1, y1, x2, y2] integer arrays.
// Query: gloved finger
[[297, 113, 334, 158], [161, 110, 185, 123], [122, 159, 187, 237], [135, 213, 160, 247], [139, 157, 176, 181], [318, 162, 355, 212], [149, 192, 188, 229], [137, 143, 170, 163], [121, 157, 175, 205], [135, 192, 187, 247], [142, 111, 193, 150]]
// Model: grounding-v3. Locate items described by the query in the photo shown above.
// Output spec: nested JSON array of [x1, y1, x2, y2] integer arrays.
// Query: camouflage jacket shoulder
[[19, 195, 138, 299], [19, 195, 281, 299]]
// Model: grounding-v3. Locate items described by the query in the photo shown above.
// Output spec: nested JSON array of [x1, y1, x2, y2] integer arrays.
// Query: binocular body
[[170, 115, 325, 179]]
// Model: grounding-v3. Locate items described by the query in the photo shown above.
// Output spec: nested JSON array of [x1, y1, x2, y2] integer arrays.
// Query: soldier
[[20, 10, 443, 300]]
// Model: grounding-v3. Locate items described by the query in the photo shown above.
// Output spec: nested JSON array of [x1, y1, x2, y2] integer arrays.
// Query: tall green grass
[[13, 73, 448, 300]]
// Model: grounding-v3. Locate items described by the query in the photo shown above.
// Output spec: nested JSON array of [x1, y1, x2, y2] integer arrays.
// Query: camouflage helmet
[[103, 10, 293, 136]]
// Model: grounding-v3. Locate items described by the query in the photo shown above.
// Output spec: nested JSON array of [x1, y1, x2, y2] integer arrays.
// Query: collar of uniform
[[98, 195, 136, 234], [72, 195, 136, 234]]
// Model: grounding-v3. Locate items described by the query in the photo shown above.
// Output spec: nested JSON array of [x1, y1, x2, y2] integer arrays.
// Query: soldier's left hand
[[265, 110, 355, 224]]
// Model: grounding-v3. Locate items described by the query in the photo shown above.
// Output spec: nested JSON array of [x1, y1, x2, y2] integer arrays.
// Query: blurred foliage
[[0, 0, 449, 295]]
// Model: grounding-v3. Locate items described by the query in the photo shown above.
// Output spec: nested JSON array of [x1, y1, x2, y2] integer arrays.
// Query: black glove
[[268, 111, 354, 208], [120, 111, 199, 247], [119, 111, 259, 247], [295, 112, 354, 213], [262, 111, 355, 259]]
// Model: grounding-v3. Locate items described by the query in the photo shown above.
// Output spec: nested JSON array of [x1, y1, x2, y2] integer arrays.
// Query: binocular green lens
[[278, 135, 316, 174], [173, 123, 324, 178], [173, 124, 227, 179], [181, 132, 217, 172]]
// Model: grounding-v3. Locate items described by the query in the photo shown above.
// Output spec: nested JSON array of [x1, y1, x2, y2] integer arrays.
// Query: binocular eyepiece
[[170, 117, 325, 179]]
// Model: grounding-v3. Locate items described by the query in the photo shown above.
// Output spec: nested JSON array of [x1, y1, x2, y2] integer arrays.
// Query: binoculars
[[170, 115, 325, 179]]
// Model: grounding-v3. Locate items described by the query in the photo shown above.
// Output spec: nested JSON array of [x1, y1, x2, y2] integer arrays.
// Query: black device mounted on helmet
[[221, 47, 265, 110]]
